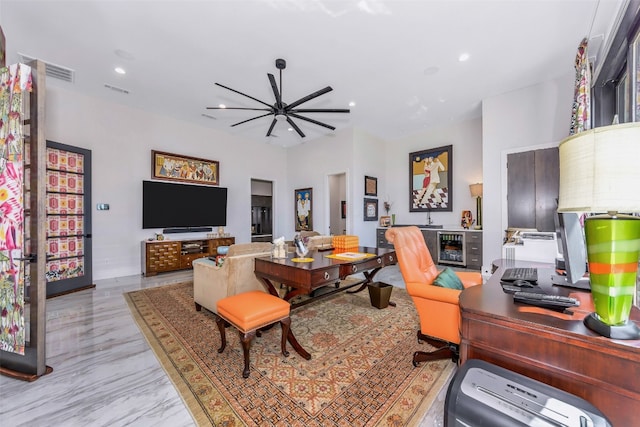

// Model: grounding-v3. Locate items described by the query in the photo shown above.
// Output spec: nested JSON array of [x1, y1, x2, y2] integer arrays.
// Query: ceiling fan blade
[[286, 86, 333, 110], [268, 73, 282, 108], [230, 112, 273, 127], [291, 108, 350, 113], [286, 116, 306, 138], [289, 113, 336, 130], [207, 107, 271, 111], [215, 82, 273, 109], [266, 118, 277, 137]]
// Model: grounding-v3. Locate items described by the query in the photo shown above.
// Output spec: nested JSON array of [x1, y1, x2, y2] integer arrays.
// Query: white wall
[[482, 71, 575, 267], [385, 118, 483, 230], [45, 86, 288, 280], [43, 73, 575, 281]]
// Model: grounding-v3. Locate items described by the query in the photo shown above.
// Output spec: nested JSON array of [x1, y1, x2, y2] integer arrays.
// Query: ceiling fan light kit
[[207, 59, 349, 137]]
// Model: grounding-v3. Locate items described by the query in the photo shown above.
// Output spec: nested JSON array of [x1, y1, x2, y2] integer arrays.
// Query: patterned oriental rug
[[124, 282, 454, 426]]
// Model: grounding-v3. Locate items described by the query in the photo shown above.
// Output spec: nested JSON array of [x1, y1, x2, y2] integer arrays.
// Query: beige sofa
[[193, 242, 272, 314], [289, 231, 333, 251]]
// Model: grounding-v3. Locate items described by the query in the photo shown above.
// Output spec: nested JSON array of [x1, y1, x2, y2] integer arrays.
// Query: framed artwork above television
[[152, 150, 219, 186]]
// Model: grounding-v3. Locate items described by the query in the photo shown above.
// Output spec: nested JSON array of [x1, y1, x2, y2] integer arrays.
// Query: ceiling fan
[[207, 58, 350, 138]]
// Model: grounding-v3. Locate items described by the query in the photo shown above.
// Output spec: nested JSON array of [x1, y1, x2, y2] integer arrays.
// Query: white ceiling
[[1, 0, 625, 147]]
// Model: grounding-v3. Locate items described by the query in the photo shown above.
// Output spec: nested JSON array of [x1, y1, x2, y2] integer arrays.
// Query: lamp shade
[[469, 183, 483, 198], [558, 122, 640, 213]]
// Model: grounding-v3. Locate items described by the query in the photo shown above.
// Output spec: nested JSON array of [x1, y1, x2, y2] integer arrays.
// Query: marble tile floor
[[0, 265, 454, 427]]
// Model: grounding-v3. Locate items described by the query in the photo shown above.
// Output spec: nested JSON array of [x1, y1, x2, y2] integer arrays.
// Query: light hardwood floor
[[0, 265, 452, 426]]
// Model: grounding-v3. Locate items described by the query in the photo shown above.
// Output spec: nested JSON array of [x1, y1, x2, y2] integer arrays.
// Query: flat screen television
[[142, 180, 227, 230], [552, 212, 590, 290]]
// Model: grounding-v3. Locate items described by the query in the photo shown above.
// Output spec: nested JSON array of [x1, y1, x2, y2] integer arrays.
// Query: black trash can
[[367, 282, 393, 309]]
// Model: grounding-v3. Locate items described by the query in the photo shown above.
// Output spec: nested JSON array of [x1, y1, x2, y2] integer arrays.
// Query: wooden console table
[[254, 247, 397, 359], [459, 259, 640, 426], [142, 236, 235, 276]]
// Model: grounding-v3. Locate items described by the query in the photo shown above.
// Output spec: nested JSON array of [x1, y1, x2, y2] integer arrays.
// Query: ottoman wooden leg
[[216, 316, 227, 353], [239, 330, 257, 378], [280, 317, 291, 357]]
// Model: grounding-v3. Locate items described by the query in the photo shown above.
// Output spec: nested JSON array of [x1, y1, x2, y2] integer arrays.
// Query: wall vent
[[18, 53, 75, 83], [104, 84, 130, 95]]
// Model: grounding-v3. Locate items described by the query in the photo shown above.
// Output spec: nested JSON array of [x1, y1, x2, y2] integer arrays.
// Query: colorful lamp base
[[584, 312, 640, 339], [584, 214, 640, 340]]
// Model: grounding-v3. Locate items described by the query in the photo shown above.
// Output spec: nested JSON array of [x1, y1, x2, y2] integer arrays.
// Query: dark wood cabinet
[[142, 237, 235, 276], [507, 147, 559, 232], [377, 228, 481, 270]]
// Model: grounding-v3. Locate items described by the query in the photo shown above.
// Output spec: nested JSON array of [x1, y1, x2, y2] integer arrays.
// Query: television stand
[[142, 236, 235, 276]]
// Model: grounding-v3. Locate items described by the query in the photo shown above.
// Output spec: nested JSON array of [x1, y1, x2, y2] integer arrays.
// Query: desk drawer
[[310, 267, 340, 286], [344, 256, 384, 275]]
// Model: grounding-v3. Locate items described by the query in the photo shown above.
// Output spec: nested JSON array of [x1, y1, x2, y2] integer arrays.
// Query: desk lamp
[[469, 183, 483, 229], [558, 122, 640, 339]]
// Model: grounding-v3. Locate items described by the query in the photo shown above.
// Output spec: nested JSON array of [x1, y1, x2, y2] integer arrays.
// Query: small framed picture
[[364, 175, 377, 196], [379, 216, 391, 227], [363, 198, 378, 221]]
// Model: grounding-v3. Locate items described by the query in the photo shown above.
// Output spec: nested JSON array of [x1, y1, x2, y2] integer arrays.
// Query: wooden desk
[[459, 260, 640, 426], [254, 247, 397, 359]]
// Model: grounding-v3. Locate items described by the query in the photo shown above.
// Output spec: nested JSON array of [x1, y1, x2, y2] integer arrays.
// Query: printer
[[445, 359, 611, 427], [502, 231, 559, 264]]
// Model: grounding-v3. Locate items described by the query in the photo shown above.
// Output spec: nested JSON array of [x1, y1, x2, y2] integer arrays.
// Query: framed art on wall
[[364, 175, 377, 196], [409, 145, 452, 212], [295, 188, 313, 231], [363, 198, 378, 221], [152, 150, 219, 186]]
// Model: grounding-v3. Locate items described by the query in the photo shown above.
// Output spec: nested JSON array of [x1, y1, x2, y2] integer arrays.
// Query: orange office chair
[[385, 226, 482, 365]]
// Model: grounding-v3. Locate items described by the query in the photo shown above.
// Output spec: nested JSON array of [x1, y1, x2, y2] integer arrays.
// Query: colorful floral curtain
[[570, 38, 591, 135], [0, 63, 32, 355]]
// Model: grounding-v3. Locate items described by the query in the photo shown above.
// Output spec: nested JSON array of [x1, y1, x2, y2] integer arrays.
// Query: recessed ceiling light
[[349, 101, 356, 107], [458, 53, 470, 62], [114, 67, 126, 75], [424, 66, 439, 76], [219, 104, 226, 109]]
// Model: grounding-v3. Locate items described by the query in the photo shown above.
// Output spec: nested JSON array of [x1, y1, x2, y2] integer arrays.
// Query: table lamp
[[558, 122, 640, 339], [469, 183, 483, 229]]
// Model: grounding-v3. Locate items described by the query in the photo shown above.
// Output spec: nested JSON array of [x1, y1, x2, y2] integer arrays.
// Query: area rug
[[124, 282, 454, 426]]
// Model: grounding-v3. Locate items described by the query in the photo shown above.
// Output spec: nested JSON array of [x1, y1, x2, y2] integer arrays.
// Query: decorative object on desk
[[293, 233, 309, 258], [294, 187, 313, 231], [151, 150, 219, 185], [155, 233, 164, 241], [364, 175, 377, 196], [125, 282, 453, 425], [363, 197, 378, 221], [217, 226, 224, 236], [271, 236, 287, 259], [332, 234, 359, 250], [379, 215, 391, 227], [461, 210, 473, 229], [469, 182, 483, 229], [409, 145, 452, 212], [558, 122, 640, 339]]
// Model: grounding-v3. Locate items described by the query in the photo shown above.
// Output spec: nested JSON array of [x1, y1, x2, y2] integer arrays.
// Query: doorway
[[328, 172, 347, 236], [251, 179, 273, 242]]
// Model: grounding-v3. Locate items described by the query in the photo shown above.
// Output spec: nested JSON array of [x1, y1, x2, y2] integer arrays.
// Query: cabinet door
[[507, 148, 558, 232], [146, 241, 180, 273], [422, 230, 438, 259]]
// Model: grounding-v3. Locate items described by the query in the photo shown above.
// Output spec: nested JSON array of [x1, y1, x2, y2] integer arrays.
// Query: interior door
[[45, 141, 93, 296]]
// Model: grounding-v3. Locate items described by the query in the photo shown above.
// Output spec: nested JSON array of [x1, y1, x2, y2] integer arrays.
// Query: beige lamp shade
[[469, 183, 483, 198], [558, 122, 640, 214]]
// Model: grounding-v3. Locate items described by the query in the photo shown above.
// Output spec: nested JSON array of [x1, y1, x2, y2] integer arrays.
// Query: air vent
[[201, 113, 217, 120], [104, 84, 130, 95], [18, 53, 75, 83]]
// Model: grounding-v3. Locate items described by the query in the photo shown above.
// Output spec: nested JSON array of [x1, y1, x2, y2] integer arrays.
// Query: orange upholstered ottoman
[[216, 290, 291, 378]]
